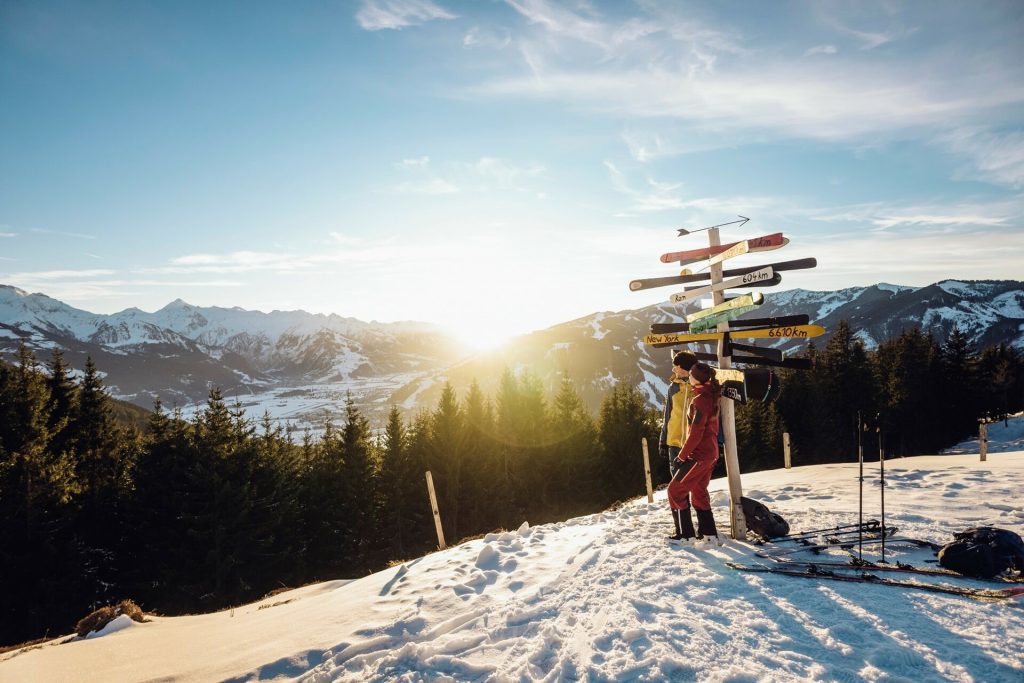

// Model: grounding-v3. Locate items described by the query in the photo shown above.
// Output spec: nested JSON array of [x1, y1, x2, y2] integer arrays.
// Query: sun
[[445, 320, 514, 352]]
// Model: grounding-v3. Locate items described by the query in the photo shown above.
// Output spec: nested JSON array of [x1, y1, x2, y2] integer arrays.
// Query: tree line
[[733, 321, 1024, 473], [0, 346, 661, 647], [2, 322, 1022, 647]]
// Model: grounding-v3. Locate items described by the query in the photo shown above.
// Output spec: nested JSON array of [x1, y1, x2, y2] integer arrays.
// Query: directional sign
[[669, 267, 774, 303], [644, 324, 826, 345]]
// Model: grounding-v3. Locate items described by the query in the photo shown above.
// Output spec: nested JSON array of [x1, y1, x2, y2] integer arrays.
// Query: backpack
[[937, 527, 1024, 578], [741, 496, 790, 540]]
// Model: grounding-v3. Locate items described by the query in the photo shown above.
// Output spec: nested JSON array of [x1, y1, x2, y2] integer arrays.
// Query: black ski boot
[[670, 508, 696, 541], [696, 508, 719, 542]]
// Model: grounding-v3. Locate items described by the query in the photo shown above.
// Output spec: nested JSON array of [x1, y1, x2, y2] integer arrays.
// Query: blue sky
[[2, 0, 1022, 344]]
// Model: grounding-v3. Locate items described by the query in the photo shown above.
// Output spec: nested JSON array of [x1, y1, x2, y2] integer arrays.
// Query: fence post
[[979, 422, 988, 462], [783, 432, 791, 469], [641, 437, 654, 503], [425, 471, 446, 550]]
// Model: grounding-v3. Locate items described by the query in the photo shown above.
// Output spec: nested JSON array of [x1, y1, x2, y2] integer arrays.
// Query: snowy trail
[[3, 450, 1024, 682]]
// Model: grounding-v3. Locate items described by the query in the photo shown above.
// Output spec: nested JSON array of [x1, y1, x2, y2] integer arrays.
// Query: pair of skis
[[726, 561, 1024, 603]]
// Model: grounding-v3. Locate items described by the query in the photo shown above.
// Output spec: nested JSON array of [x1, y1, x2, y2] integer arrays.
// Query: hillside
[[3, 435, 1022, 682]]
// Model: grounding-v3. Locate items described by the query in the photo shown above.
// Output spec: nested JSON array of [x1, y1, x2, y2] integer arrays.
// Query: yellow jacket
[[660, 376, 693, 448]]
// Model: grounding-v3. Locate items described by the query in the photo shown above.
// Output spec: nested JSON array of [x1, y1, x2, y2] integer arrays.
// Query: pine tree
[[549, 375, 600, 515], [428, 383, 467, 541]]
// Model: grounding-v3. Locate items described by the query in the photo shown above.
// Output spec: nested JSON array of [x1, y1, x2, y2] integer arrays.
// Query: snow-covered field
[[3, 438, 1024, 681]]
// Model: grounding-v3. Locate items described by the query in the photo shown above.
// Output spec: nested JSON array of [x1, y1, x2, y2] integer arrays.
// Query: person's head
[[672, 350, 697, 379], [688, 361, 716, 386]]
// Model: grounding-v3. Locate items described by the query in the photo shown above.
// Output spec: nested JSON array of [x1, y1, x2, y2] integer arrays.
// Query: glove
[[674, 457, 696, 477], [659, 444, 668, 460]]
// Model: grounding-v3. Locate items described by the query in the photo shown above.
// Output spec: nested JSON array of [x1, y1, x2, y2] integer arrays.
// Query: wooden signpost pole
[[708, 227, 747, 539]]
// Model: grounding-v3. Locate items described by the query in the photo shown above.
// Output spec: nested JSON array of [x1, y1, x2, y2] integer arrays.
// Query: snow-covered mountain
[[396, 279, 1024, 415], [3, 441, 1022, 682], [0, 285, 465, 423], [2, 279, 1022, 429]]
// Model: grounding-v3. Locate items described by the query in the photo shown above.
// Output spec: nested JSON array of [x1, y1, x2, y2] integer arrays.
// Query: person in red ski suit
[[667, 362, 720, 541]]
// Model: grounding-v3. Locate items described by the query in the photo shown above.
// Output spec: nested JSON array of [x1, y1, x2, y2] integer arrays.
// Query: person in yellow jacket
[[659, 352, 697, 537]]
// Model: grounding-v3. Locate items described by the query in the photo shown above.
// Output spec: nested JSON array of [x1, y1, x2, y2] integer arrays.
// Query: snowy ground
[[3, 448, 1024, 681], [944, 413, 1024, 455]]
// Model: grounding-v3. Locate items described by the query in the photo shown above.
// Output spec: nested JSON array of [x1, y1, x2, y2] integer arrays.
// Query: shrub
[[74, 600, 146, 638]]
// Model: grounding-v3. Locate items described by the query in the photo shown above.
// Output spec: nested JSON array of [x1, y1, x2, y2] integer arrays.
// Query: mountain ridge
[[2, 279, 1022, 430]]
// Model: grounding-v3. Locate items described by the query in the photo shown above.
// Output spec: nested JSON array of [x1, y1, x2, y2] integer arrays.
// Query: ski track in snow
[[4, 445, 1024, 682]]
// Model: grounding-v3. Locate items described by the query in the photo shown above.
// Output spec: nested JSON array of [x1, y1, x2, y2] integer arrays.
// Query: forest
[[2, 320, 1022, 647]]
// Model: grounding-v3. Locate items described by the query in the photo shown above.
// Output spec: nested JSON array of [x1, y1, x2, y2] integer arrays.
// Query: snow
[[992, 291, 1024, 319], [4, 432, 1024, 682], [588, 314, 609, 341], [938, 281, 974, 296], [945, 414, 1024, 454]]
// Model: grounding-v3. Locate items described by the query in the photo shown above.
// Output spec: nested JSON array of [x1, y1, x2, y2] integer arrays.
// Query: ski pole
[[858, 411, 864, 562], [776, 520, 881, 541], [878, 413, 886, 564]]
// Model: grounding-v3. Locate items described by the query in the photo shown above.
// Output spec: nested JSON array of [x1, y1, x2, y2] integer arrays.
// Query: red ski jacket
[[678, 382, 720, 462]]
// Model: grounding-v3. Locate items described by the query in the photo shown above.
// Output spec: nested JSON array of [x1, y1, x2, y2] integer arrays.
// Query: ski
[[756, 535, 939, 559], [761, 557, 1024, 584], [769, 519, 882, 541], [762, 521, 882, 544], [660, 233, 787, 265], [687, 293, 764, 323], [645, 324, 825, 346], [726, 562, 1024, 603], [728, 342, 783, 362], [688, 304, 763, 333], [686, 353, 813, 371], [650, 314, 809, 335], [630, 258, 817, 292], [669, 268, 776, 303]]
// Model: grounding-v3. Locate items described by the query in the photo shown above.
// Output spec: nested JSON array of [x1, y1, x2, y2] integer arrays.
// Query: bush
[[74, 600, 146, 638]]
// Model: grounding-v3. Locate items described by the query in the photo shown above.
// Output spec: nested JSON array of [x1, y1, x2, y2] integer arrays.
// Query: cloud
[[1, 268, 116, 280], [0, 231, 16, 238], [391, 155, 544, 194], [936, 127, 1024, 189], [355, 0, 456, 31], [804, 197, 1023, 233], [465, 1, 1024, 170], [804, 44, 838, 57], [30, 228, 95, 239]]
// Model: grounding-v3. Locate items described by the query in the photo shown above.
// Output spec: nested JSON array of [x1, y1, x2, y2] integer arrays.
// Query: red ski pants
[[667, 457, 717, 511]]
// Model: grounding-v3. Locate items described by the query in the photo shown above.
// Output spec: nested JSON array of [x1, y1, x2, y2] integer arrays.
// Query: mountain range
[[2, 280, 1022, 430]]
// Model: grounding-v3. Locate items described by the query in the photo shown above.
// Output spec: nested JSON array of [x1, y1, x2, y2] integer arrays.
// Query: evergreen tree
[[462, 380, 500, 533], [339, 395, 379, 568], [428, 383, 467, 541], [549, 375, 600, 515], [597, 383, 659, 504]]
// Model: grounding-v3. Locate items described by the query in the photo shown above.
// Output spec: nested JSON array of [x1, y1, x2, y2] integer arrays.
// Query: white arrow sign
[[669, 267, 774, 304]]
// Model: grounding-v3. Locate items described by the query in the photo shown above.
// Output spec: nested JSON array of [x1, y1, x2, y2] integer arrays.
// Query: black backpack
[[937, 527, 1024, 578], [742, 496, 790, 540]]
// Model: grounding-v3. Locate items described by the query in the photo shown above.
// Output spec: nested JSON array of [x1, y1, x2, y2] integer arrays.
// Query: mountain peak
[[159, 298, 192, 311]]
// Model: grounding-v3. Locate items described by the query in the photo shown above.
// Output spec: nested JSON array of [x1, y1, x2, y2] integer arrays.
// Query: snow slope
[[3, 450, 1024, 682]]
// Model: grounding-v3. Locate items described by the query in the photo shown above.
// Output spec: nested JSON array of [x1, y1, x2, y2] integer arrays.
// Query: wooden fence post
[[642, 437, 654, 503], [425, 471, 446, 550], [783, 432, 791, 469], [979, 422, 988, 462]]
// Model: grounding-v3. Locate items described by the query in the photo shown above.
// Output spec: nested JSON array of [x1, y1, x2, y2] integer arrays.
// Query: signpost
[[629, 218, 821, 540]]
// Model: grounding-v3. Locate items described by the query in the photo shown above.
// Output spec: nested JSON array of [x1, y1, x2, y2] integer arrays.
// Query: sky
[[2, 0, 1023, 346]]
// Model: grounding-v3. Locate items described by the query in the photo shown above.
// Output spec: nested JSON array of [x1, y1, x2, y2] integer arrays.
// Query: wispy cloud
[[355, 0, 456, 31], [804, 44, 838, 57], [804, 197, 1023, 233], [30, 228, 95, 239], [0, 231, 16, 238], [391, 155, 544, 194], [1, 268, 116, 280], [936, 127, 1024, 189]]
